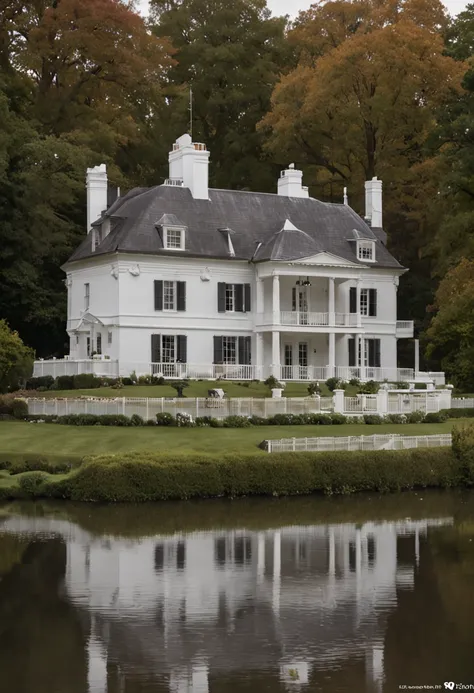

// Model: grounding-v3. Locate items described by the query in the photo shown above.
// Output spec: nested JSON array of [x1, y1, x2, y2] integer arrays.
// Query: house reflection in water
[[51, 517, 450, 692]]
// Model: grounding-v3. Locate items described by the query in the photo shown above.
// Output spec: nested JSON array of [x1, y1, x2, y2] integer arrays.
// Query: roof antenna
[[343, 187, 348, 206], [189, 86, 193, 140]]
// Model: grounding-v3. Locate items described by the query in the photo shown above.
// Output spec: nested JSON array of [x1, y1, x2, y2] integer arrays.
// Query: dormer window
[[357, 240, 375, 262], [164, 226, 185, 250]]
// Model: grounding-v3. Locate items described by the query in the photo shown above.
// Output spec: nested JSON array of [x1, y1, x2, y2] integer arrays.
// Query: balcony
[[259, 312, 359, 328], [396, 320, 414, 338]]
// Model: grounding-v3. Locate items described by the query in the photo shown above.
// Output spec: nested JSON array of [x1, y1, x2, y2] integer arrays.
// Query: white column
[[328, 528, 335, 578], [415, 527, 420, 568], [272, 331, 281, 378], [257, 532, 265, 582], [272, 273, 280, 325], [414, 338, 420, 374], [357, 333, 365, 380], [256, 333, 264, 380], [272, 531, 281, 615], [356, 279, 362, 327], [256, 277, 264, 317], [328, 277, 335, 325], [328, 332, 335, 378]]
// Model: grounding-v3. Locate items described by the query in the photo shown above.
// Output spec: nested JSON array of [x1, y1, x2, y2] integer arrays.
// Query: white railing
[[149, 363, 260, 380], [451, 398, 474, 408], [335, 367, 416, 382], [280, 311, 329, 326], [33, 359, 119, 378], [335, 313, 359, 327], [344, 395, 378, 413], [396, 321, 415, 330], [266, 433, 452, 453], [27, 396, 328, 420], [163, 178, 184, 186], [279, 365, 329, 381], [415, 371, 446, 386]]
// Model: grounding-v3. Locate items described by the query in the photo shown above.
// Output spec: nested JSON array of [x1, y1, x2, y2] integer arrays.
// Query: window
[[163, 280, 176, 311], [154, 280, 186, 311], [357, 240, 375, 262], [162, 335, 176, 362], [365, 339, 381, 368], [218, 283, 251, 313], [164, 227, 184, 250], [84, 283, 90, 311], [108, 331, 112, 346], [225, 284, 235, 312], [96, 333, 102, 355], [92, 228, 101, 252], [298, 342, 308, 367], [223, 336, 237, 364], [360, 288, 377, 317], [284, 344, 293, 367]]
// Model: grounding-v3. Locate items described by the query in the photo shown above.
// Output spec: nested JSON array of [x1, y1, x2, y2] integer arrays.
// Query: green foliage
[[440, 408, 474, 419], [72, 374, 101, 389], [363, 414, 384, 425], [26, 376, 54, 390], [349, 378, 361, 387], [0, 394, 28, 419], [423, 411, 448, 423], [393, 381, 410, 390], [406, 410, 426, 424], [325, 377, 345, 392], [307, 382, 322, 396], [385, 414, 408, 424], [452, 423, 474, 485], [54, 375, 75, 390], [156, 412, 176, 426], [223, 416, 252, 428], [131, 414, 145, 426], [17, 471, 51, 497], [358, 380, 380, 394], [171, 381, 189, 397], [264, 376, 283, 389], [0, 320, 34, 393]]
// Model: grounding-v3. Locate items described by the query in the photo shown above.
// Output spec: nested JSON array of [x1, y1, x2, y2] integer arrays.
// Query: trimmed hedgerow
[[440, 408, 474, 419]]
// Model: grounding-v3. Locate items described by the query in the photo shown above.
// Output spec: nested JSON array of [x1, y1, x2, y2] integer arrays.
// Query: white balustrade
[[267, 433, 452, 453]]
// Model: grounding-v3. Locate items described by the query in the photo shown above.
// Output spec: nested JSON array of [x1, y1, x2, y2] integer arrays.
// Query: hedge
[[0, 447, 465, 502]]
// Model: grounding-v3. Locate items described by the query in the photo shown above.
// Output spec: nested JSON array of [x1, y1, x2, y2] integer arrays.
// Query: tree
[[0, 319, 34, 392], [149, 0, 288, 191], [425, 258, 474, 389]]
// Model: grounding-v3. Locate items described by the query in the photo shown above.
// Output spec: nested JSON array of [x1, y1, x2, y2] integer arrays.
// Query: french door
[[298, 342, 309, 379]]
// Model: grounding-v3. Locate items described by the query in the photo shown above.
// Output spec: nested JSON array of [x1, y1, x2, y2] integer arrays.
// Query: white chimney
[[168, 134, 210, 200], [277, 163, 309, 198], [86, 164, 108, 233], [364, 176, 383, 227]]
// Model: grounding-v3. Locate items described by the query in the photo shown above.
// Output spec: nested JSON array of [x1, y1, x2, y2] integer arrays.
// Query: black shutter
[[292, 287, 296, 311], [213, 336, 223, 364], [238, 336, 251, 365], [348, 338, 355, 367], [375, 339, 381, 368], [151, 334, 161, 363], [349, 287, 357, 313], [244, 284, 251, 312], [177, 335, 187, 363], [217, 283, 226, 312], [235, 284, 244, 312], [369, 289, 377, 317], [245, 336, 251, 364], [368, 339, 375, 367], [177, 281, 186, 311], [154, 280, 163, 311]]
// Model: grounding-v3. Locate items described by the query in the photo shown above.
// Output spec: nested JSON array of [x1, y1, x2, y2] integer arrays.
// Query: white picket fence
[[451, 398, 474, 408], [26, 396, 334, 421], [266, 433, 452, 453]]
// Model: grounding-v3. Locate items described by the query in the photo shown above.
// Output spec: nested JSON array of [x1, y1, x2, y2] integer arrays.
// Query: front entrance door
[[298, 342, 308, 379], [292, 287, 309, 325]]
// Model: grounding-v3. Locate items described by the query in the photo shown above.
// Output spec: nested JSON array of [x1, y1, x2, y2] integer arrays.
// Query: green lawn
[[0, 420, 457, 457], [32, 380, 360, 400]]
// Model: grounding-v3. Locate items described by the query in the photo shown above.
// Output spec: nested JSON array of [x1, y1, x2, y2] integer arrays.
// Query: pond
[[1, 491, 473, 693]]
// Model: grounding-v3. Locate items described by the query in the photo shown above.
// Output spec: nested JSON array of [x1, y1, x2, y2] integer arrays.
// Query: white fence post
[[333, 389, 345, 413]]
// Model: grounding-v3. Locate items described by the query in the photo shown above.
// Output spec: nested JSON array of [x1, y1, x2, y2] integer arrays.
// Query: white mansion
[[35, 133, 432, 382]]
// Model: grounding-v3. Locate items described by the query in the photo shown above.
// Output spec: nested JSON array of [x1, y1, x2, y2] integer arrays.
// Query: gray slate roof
[[68, 185, 403, 269]]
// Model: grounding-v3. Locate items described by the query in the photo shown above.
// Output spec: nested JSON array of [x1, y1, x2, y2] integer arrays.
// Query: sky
[[138, 0, 469, 19]]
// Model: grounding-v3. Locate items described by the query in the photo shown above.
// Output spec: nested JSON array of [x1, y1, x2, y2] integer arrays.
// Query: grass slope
[[31, 380, 359, 400], [0, 420, 458, 458]]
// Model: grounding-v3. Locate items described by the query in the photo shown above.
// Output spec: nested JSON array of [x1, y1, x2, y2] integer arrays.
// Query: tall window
[[108, 331, 112, 345], [284, 344, 293, 366], [225, 284, 235, 312], [163, 280, 176, 311], [162, 335, 176, 363], [96, 333, 102, 355], [84, 283, 90, 311], [164, 227, 184, 250], [298, 342, 308, 367], [223, 336, 237, 364], [364, 339, 381, 367], [360, 288, 377, 317]]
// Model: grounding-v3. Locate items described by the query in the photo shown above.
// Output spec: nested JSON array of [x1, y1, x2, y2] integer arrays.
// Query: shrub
[[325, 377, 345, 392], [26, 375, 54, 391], [99, 414, 132, 426], [121, 377, 134, 386], [18, 471, 50, 497], [422, 411, 448, 424], [363, 414, 384, 425], [440, 408, 474, 419], [72, 374, 101, 389], [131, 414, 145, 426], [406, 410, 425, 424], [393, 381, 410, 390], [152, 375, 165, 385], [307, 382, 321, 396], [138, 375, 152, 385], [264, 375, 283, 389], [195, 416, 214, 427], [330, 413, 347, 425], [130, 370, 138, 384], [249, 415, 267, 426], [54, 375, 75, 390], [358, 380, 379, 394], [223, 415, 251, 428], [156, 412, 175, 426], [100, 377, 120, 387], [11, 398, 28, 419], [146, 418, 157, 426], [385, 414, 407, 424], [176, 412, 195, 427], [452, 423, 474, 486], [171, 381, 189, 398], [349, 378, 361, 387], [305, 413, 333, 425]]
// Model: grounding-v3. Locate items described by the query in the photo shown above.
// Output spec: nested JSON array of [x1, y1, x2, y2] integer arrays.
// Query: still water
[[1, 492, 474, 693]]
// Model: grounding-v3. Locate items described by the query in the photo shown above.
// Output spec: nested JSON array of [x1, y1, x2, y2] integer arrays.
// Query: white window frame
[[84, 283, 90, 311], [222, 336, 237, 364], [162, 335, 177, 363], [360, 288, 369, 316], [225, 284, 235, 312], [357, 240, 375, 262], [164, 226, 185, 251], [163, 280, 176, 311], [108, 331, 112, 346]]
